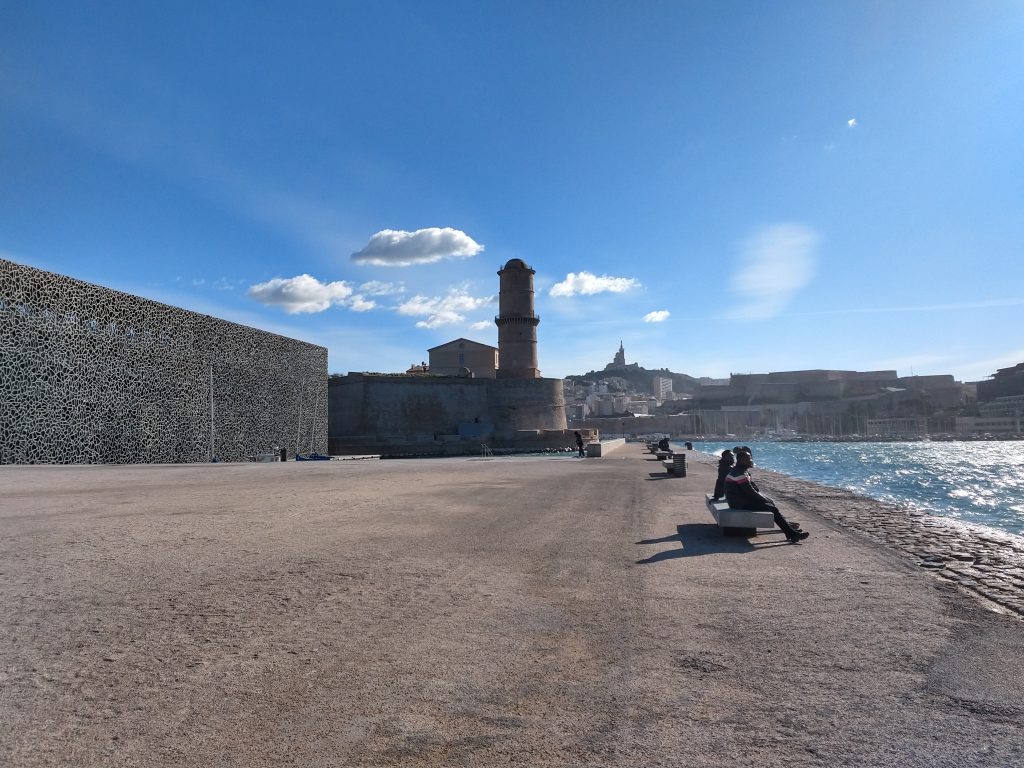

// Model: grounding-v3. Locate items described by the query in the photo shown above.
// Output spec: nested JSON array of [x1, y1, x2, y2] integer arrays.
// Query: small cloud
[[824, 143, 836, 152], [550, 271, 641, 297], [643, 310, 670, 323], [351, 227, 484, 267], [347, 295, 377, 312], [847, 118, 857, 128], [192, 278, 206, 287], [248, 274, 353, 314], [469, 320, 493, 330], [729, 223, 819, 320], [358, 280, 405, 296], [397, 288, 495, 328]]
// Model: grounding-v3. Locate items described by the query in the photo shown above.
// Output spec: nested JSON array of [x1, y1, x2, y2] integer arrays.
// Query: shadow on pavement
[[635, 523, 789, 564]]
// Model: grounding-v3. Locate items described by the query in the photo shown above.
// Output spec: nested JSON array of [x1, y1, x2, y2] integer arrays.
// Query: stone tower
[[495, 259, 540, 379]]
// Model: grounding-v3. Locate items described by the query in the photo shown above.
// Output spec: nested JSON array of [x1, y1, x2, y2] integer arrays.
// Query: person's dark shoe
[[789, 531, 810, 543]]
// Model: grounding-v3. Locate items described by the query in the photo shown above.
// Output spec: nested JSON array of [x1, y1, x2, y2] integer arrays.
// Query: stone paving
[[690, 451, 1024, 619]]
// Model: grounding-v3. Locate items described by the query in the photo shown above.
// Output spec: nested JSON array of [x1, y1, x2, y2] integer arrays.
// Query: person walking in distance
[[574, 431, 586, 458], [724, 450, 809, 543]]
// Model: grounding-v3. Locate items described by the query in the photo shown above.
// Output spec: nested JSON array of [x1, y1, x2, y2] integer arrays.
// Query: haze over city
[[2, 1, 1022, 382]]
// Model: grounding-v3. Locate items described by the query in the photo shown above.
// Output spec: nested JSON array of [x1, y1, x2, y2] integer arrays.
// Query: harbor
[[3, 449, 1022, 766]]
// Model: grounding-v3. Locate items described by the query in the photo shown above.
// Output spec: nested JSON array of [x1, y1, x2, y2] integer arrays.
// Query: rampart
[[1, 258, 327, 464], [328, 373, 568, 454]]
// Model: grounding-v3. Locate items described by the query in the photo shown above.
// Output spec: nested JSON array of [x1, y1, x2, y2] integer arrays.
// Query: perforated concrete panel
[[1, 258, 327, 464]]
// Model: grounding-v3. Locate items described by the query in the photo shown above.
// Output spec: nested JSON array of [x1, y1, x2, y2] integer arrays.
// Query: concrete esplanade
[[3, 448, 1022, 766]]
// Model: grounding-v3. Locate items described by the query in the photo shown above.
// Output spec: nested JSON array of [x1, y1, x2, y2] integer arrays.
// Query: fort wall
[[327, 373, 567, 452]]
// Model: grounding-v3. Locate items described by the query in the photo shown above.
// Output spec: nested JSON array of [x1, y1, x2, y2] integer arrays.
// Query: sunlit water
[[692, 441, 1024, 538]]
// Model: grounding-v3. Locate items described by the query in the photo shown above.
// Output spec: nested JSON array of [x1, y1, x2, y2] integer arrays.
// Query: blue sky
[[2, 1, 1022, 382]]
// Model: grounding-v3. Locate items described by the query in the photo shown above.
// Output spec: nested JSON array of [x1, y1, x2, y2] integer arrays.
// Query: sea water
[[693, 441, 1024, 538]]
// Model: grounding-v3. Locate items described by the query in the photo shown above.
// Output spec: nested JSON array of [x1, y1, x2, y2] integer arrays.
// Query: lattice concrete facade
[[1, 258, 327, 464]]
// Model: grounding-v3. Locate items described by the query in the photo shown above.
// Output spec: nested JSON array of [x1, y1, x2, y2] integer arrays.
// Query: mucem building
[[1, 257, 327, 464]]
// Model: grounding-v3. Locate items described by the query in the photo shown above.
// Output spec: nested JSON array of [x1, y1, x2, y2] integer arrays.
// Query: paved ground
[[2, 449, 1022, 767]]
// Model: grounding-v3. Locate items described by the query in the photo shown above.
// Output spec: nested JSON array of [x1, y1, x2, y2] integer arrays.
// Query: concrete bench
[[586, 438, 626, 457], [705, 493, 776, 536], [662, 455, 688, 476]]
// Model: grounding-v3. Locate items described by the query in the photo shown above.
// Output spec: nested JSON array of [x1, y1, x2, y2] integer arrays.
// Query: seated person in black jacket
[[724, 451, 809, 543], [711, 449, 734, 500]]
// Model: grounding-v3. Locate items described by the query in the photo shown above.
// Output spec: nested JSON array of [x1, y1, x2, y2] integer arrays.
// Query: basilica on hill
[[604, 341, 639, 373]]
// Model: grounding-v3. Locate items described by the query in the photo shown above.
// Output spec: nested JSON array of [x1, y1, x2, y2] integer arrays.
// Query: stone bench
[[586, 438, 626, 457], [705, 493, 776, 536], [662, 455, 688, 476]]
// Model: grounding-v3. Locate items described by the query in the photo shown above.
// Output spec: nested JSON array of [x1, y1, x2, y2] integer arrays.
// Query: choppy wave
[[693, 441, 1024, 537]]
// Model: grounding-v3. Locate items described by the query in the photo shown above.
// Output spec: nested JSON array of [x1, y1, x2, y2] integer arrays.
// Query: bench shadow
[[646, 472, 675, 480], [635, 523, 788, 563]]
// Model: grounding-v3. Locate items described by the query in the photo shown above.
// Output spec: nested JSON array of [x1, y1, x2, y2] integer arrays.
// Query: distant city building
[[866, 417, 928, 437], [955, 415, 1022, 435], [978, 394, 1024, 417], [627, 398, 649, 415], [976, 362, 1024, 401], [653, 375, 673, 400]]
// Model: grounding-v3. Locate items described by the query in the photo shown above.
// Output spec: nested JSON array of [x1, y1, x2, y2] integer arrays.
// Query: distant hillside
[[565, 366, 699, 395]]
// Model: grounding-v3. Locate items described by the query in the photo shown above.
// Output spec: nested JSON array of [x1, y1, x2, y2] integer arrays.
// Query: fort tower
[[495, 258, 540, 379]]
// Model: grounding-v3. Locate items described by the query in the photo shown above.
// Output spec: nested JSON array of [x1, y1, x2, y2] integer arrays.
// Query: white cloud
[[351, 227, 484, 267], [549, 271, 641, 297], [470, 320, 493, 330], [358, 280, 405, 296], [643, 310, 670, 323], [397, 288, 495, 328], [248, 274, 353, 314], [847, 118, 857, 128], [729, 223, 819, 320], [347, 295, 377, 312]]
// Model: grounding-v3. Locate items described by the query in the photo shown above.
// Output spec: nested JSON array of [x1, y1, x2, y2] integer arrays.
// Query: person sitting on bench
[[724, 451, 809, 544], [711, 449, 734, 500], [657, 437, 671, 452]]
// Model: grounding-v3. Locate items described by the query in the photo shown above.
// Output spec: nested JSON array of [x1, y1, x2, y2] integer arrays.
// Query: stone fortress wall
[[1, 258, 327, 464], [327, 373, 568, 454]]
